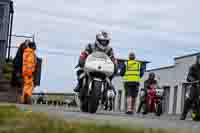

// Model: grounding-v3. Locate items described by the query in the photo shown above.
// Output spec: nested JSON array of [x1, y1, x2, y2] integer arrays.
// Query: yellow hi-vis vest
[[123, 60, 141, 82]]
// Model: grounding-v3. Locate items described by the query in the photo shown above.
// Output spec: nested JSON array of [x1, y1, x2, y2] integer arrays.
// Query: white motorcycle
[[79, 51, 115, 113]]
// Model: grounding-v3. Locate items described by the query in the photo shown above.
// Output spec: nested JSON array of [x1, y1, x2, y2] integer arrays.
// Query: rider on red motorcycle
[[137, 72, 158, 114]]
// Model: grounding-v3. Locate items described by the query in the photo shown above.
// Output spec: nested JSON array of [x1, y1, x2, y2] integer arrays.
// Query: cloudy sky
[[11, 0, 200, 93]]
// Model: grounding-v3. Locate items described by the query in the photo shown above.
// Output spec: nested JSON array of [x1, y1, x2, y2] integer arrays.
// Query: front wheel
[[88, 81, 101, 113], [155, 102, 162, 116], [79, 87, 89, 112], [80, 96, 88, 112], [142, 101, 148, 115]]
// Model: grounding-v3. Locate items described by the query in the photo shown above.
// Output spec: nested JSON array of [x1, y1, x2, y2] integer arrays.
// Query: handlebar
[[183, 81, 200, 84]]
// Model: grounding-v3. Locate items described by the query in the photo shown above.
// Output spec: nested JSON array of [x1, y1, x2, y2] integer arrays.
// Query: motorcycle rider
[[73, 31, 117, 98], [137, 72, 158, 114], [180, 55, 200, 120]]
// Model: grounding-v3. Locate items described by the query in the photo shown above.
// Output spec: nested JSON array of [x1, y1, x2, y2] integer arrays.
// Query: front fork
[[155, 99, 161, 111], [87, 78, 105, 97], [87, 77, 112, 106]]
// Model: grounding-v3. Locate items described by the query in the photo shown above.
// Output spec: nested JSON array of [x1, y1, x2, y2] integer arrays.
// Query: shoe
[[180, 115, 186, 120], [126, 111, 133, 115], [142, 112, 147, 115], [104, 104, 108, 111], [73, 84, 80, 92]]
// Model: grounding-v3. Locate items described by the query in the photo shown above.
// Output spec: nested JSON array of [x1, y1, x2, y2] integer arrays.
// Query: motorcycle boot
[[73, 82, 81, 92], [73, 77, 84, 93], [73, 69, 85, 92]]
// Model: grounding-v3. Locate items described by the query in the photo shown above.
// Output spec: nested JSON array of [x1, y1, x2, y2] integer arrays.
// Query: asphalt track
[[17, 104, 200, 130]]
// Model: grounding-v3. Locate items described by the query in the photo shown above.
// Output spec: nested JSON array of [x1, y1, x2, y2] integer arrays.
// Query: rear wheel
[[142, 102, 148, 115], [88, 81, 101, 113]]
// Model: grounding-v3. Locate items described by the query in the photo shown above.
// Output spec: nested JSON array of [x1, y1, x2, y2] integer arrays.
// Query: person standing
[[120, 52, 144, 114], [12, 40, 29, 103], [21, 40, 37, 104]]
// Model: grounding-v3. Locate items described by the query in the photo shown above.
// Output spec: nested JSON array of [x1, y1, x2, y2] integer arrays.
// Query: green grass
[[2, 61, 13, 81], [0, 105, 195, 133]]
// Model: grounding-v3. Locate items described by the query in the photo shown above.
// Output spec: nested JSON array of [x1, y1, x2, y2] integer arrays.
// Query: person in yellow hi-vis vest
[[120, 52, 144, 114], [21, 40, 37, 104]]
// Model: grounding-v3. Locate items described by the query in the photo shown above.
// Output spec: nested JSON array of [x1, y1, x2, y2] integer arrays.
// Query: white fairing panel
[[84, 52, 114, 77], [107, 90, 115, 98]]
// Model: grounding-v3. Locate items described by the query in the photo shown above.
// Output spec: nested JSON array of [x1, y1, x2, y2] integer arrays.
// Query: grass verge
[[0, 105, 196, 133]]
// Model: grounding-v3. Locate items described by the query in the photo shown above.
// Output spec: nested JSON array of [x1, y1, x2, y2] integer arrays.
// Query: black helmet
[[149, 72, 155, 79], [95, 30, 110, 50], [24, 40, 31, 47], [29, 41, 37, 50], [129, 52, 135, 60]]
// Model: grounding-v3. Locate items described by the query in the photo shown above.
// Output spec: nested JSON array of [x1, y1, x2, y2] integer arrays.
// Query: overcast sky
[[11, 0, 200, 93]]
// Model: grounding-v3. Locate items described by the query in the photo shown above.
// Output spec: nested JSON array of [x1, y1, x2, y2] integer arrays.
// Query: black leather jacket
[[78, 43, 115, 67], [187, 64, 200, 82]]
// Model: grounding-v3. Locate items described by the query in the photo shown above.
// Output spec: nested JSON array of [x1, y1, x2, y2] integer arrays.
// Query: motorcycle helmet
[[24, 40, 31, 48], [95, 30, 110, 50], [129, 52, 135, 60], [149, 72, 155, 80], [29, 41, 37, 50]]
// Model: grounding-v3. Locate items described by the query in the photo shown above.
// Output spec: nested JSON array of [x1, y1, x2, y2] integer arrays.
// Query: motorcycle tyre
[[155, 103, 162, 116], [79, 88, 89, 113], [142, 103, 148, 115], [88, 81, 101, 114], [80, 97, 88, 112]]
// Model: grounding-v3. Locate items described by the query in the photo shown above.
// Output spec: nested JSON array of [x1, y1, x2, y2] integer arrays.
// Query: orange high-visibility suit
[[21, 47, 36, 103]]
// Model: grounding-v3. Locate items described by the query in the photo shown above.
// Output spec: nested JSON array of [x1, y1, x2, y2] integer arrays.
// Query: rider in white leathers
[[73, 31, 117, 98]]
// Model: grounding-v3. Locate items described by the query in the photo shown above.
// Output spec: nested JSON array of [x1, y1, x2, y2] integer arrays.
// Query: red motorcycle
[[146, 84, 163, 116]]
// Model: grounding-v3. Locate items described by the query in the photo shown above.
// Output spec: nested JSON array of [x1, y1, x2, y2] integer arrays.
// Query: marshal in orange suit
[[21, 41, 37, 104]]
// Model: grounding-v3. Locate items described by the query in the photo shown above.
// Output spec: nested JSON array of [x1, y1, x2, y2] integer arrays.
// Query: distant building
[[143, 52, 200, 114], [114, 52, 200, 114], [0, 0, 13, 64]]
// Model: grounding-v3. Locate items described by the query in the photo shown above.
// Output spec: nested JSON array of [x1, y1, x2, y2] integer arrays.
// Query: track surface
[[17, 104, 200, 129]]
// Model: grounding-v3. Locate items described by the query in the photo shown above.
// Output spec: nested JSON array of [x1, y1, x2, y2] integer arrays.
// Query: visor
[[98, 39, 109, 47]]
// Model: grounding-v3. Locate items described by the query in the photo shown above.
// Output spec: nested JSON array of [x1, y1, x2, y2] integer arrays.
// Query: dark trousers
[[181, 85, 200, 118], [137, 100, 146, 113]]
